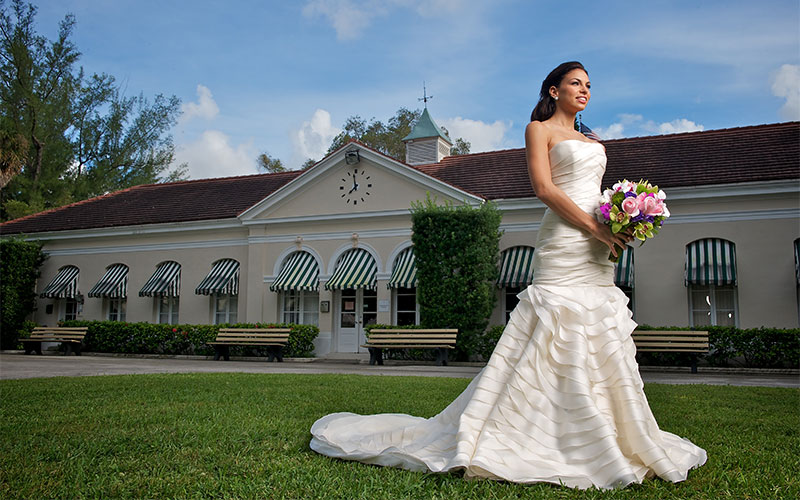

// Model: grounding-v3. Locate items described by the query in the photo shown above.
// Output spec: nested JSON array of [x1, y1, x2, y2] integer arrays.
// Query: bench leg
[[213, 345, 230, 361], [436, 348, 449, 366], [691, 356, 698, 374], [267, 346, 284, 362], [23, 342, 41, 355], [74, 344, 82, 356], [63, 343, 73, 356], [368, 347, 383, 365]]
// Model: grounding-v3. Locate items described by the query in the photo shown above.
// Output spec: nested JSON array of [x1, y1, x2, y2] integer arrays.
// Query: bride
[[310, 62, 707, 490]]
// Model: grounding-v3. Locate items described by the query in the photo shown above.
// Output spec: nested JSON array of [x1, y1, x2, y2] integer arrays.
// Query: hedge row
[[634, 325, 800, 369], [366, 323, 799, 368], [56, 321, 319, 358]]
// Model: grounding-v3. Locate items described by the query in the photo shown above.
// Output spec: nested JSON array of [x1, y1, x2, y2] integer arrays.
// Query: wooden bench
[[362, 329, 459, 366], [632, 330, 709, 373], [20, 327, 89, 355], [207, 328, 292, 362]]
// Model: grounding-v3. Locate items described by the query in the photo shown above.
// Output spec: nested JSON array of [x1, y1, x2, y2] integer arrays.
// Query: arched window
[[40, 265, 81, 321], [614, 246, 635, 315], [497, 246, 535, 322], [196, 259, 240, 324], [387, 247, 418, 326], [88, 263, 129, 321], [272, 251, 320, 326], [685, 238, 738, 327], [140, 261, 181, 324]]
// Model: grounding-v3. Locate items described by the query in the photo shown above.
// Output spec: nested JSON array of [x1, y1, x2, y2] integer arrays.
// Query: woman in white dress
[[310, 62, 707, 490]]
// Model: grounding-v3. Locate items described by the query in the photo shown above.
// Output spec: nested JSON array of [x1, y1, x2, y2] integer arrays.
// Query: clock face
[[339, 167, 373, 205]]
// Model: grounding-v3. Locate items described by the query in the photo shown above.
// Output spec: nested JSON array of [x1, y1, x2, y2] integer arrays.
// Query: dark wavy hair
[[530, 61, 587, 122]]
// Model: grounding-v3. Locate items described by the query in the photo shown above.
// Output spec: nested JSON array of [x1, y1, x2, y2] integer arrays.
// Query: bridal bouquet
[[595, 179, 670, 262]]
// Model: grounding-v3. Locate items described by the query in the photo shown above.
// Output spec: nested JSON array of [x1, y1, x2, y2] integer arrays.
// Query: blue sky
[[32, 0, 800, 179]]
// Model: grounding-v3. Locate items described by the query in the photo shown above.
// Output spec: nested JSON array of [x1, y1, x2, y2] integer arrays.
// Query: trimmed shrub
[[0, 238, 46, 349], [58, 321, 319, 358], [411, 196, 502, 360]]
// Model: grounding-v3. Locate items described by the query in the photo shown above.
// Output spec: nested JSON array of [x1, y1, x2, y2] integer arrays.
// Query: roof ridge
[[0, 184, 143, 228], [601, 121, 798, 144]]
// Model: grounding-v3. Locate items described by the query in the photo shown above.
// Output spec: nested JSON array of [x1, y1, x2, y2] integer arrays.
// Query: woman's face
[[551, 69, 591, 112]]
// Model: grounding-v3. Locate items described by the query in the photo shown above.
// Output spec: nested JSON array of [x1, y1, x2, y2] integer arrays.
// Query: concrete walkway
[[1, 353, 798, 388]]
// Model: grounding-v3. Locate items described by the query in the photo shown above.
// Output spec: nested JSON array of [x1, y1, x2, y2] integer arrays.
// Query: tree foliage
[[327, 107, 470, 161], [0, 237, 46, 349], [257, 151, 286, 173], [411, 195, 502, 360], [0, 0, 184, 220]]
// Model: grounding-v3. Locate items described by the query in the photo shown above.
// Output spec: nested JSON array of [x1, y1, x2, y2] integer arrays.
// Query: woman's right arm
[[524, 121, 628, 256]]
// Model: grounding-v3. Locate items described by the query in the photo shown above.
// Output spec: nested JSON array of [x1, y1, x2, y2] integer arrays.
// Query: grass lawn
[[1, 373, 798, 499]]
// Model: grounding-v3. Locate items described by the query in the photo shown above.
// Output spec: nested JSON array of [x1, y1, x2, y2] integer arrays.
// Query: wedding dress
[[310, 140, 707, 489]]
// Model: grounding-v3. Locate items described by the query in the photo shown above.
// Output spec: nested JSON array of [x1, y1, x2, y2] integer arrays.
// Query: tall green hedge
[[57, 321, 319, 358], [0, 238, 47, 349], [411, 196, 502, 360]]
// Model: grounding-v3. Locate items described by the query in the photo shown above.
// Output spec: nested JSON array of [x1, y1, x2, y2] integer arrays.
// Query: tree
[[327, 107, 470, 161], [0, 237, 46, 349], [449, 137, 471, 156], [0, 0, 184, 220], [301, 158, 316, 170], [410, 195, 502, 360], [257, 151, 286, 173]]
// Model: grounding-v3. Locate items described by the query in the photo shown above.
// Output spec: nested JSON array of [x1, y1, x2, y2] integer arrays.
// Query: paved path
[[0, 354, 798, 388]]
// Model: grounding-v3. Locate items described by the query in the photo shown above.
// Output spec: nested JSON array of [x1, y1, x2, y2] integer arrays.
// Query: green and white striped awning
[[497, 246, 535, 287], [387, 247, 417, 289], [795, 239, 800, 285], [139, 261, 181, 297], [271, 252, 319, 291], [40, 265, 80, 298], [88, 264, 129, 298], [614, 246, 634, 288], [325, 249, 376, 290], [685, 238, 737, 286], [195, 259, 239, 295]]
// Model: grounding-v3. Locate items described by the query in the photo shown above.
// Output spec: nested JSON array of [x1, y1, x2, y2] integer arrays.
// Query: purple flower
[[624, 191, 637, 198], [600, 203, 612, 219]]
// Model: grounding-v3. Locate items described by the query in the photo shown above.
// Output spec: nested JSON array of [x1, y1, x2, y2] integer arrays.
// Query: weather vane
[[418, 82, 433, 108]]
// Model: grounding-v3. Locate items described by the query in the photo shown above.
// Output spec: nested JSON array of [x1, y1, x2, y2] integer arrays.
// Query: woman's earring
[[553, 96, 559, 101]]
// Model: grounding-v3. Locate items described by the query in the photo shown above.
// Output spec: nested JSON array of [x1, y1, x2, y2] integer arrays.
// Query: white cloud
[[303, 0, 468, 40], [771, 64, 800, 120], [302, 0, 381, 40], [439, 117, 511, 153], [179, 85, 219, 123], [592, 114, 704, 140], [651, 119, 705, 135], [292, 109, 340, 163], [175, 130, 258, 179]]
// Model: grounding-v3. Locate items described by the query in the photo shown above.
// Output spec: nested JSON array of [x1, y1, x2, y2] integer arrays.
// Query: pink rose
[[621, 197, 640, 216], [638, 194, 663, 216]]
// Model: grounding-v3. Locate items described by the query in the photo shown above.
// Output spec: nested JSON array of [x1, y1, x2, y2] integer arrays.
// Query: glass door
[[337, 288, 378, 353]]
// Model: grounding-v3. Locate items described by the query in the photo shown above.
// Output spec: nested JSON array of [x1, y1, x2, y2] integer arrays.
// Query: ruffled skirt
[[310, 284, 707, 489]]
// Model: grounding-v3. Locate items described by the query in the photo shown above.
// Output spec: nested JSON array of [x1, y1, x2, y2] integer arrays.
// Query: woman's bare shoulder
[[525, 120, 551, 141]]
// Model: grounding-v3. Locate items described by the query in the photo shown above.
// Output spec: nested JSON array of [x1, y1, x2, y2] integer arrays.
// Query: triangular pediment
[[239, 142, 482, 223]]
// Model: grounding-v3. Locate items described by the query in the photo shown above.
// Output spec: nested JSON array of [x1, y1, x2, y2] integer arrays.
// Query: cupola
[[402, 108, 452, 165]]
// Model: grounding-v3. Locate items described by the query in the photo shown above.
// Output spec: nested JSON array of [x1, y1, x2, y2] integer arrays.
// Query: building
[[2, 116, 798, 357]]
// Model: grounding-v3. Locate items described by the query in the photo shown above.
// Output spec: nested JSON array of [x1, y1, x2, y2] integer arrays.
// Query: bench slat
[[637, 348, 708, 352], [632, 335, 708, 341], [361, 344, 455, 349], [218, 328, 291, 333], [636, 342, 708, 348], [368, 333, 457, 339], [365, 339, 456, 345], [370, 329, 458, 333]]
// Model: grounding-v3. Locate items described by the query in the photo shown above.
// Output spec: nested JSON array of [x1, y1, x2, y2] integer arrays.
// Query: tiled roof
[[2, 122, 797, 235], [415, 121, 800, 199], [1, 170, 303, 235]]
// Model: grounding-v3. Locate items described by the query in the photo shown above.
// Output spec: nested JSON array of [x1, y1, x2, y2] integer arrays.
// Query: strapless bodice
[[533, 140, 613, 286], [548, 140, 606, 212]]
